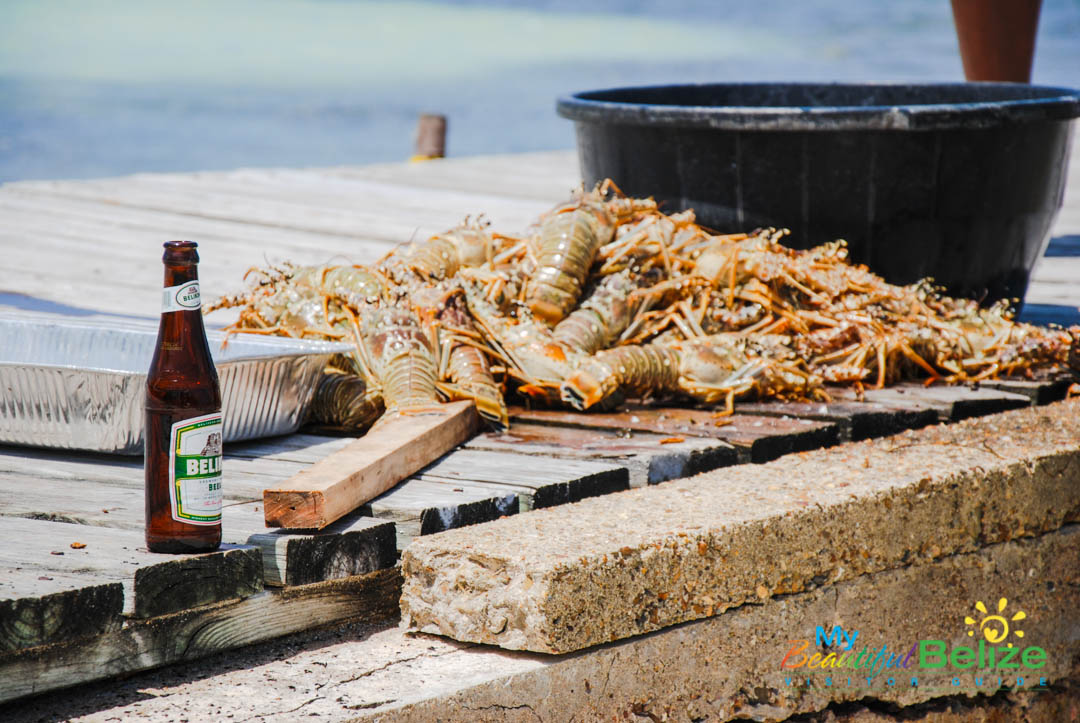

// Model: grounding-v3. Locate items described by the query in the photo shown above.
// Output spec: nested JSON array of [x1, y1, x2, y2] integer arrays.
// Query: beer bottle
[[145, 240, 223, 553]]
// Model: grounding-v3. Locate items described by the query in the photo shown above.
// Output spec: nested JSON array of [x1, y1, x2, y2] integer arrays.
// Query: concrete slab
[[402, 399, 1080, 653]]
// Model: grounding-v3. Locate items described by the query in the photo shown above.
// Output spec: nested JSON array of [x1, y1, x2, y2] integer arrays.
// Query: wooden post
[[263, 401, 479, 529], [412, 113, 447, 161], [950, 0, 1042, 82]]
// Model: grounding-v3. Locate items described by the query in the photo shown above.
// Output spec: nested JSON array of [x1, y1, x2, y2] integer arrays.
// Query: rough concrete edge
[[400, 404, 1080, 652], [363, 526, 1080, 722]]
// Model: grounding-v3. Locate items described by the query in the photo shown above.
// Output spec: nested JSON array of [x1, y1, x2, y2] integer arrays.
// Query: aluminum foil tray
[[0, 313, 354, 455]]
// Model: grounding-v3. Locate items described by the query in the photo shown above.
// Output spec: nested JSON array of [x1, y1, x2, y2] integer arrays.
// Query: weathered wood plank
[[466, 422, 737, 487], [872, 385, 1033, 420], [0, 467, 264, 532], [363, 477, 518, 551], [0, 195, 393, 318], [131, 547, 262, 619], [416, 449, 629, 511], [743, 382, 1043, 440], [830, 383, 1032, 421], [0, 449, 401, 589], [131, 167, 551, 232], [0, 567, 401, 705], [0, 190, 396, 253], [0, 254, 163, 320], [0, 223, 364, 321], [8, 173, 524, 246], [0, 570, 123, 654], [0, 444, 308, 503], [0, 518, 262, 619], [264, 401, 480, 529], [1025, 254, 1080, 283], [511, 407, 840, 463], [246, 514, 396, 587], [735, 398, 938, 442], [978, 377, 1073, 405], [226, 433, 356, 465], [327, 150, 581, 201]]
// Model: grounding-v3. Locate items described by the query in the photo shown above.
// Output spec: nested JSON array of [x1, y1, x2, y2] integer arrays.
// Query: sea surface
[[0, 0, 1078, 182]]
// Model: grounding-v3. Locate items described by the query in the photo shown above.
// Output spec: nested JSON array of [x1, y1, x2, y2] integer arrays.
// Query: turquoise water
[[1, 0, 1078, 182]]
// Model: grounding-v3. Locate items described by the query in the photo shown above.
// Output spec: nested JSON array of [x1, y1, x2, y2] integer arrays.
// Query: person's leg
[[950, 0, 1042, 82]]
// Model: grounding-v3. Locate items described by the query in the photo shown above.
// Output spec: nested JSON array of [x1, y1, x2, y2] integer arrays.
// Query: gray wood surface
[[467, 422, 739, 487], [511, 407, 840, 464], [976, 378, 1072, 406], [363, 476, 519, 551], [0, 444, 293, 502], [828, 383, 1033, 422], [0, 570, 123, 653], [0, 567, 401, 705], [0, 460, 395, 589], [0, 461, 266, 533], [247, 514, 396, 587], [1026, 142, 1080, 308], [735, 398, 938, 442], [0, 517, 262, 620], [328, 150, 582, 201], [417, 449, 629, 511]]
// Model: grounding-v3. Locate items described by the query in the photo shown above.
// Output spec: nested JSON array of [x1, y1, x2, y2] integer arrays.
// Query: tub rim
[[556, 81, 1080, 132]]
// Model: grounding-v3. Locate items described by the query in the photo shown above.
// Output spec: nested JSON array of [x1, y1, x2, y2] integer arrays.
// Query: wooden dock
[[0, 143, 1078, 703]]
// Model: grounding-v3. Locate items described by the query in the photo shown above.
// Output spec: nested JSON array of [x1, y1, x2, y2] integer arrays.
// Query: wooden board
[[0, 466, 266, 533], [511, 407, 840, 463], [735, 399, 938, 442], [120, 168, 551, 234], [0, 441, 404, 590], [416, 450, 629, 511], [0, 444, 297, 503], [363, 477, 519, 551], [246, 514, 396, 587], [466, 422, 738, 487], [828, 383, 1032, 422], [0, 517, 263, 620], [0, 570, 123, 653], [263, 401, 481, 529], [226, 433, 357, 464], [9, 177, 440, 244], [327, 150, 582, 201], [978, 377, 1073, 406], [0, 431, 632, 591], [738, 381, 1059, 442], [0, 567, 401, 705], [363, 449, 626, 549]]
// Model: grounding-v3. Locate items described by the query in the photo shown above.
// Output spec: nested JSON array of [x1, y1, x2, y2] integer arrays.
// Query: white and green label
[[169, 412, 223, 525], [162, 281, 201, 312]]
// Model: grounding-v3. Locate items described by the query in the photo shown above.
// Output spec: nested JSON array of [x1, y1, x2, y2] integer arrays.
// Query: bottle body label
[[169, 412, 223, 525], [162, 280, 201, 312]]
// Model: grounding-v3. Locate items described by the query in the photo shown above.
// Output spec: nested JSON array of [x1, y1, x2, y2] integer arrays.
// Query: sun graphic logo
[[965, 598, 1026, 647]]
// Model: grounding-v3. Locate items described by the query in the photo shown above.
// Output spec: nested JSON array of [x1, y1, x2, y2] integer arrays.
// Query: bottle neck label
[[162, 280, 201, 312], [169, 412, 223, 526]]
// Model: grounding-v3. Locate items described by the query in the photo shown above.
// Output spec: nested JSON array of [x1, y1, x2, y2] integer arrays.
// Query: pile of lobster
[[208, 181, 1077, 433]]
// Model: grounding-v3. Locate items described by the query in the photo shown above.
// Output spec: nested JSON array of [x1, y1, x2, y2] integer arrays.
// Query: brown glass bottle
[[145, 240, 223, 553]]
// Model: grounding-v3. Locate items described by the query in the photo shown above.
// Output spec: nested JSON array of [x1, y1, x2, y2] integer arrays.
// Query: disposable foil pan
[[0, 313, 354, 455]]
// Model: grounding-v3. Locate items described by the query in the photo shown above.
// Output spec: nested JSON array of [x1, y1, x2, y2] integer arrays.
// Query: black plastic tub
[[557, 83, 1080, 303]]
